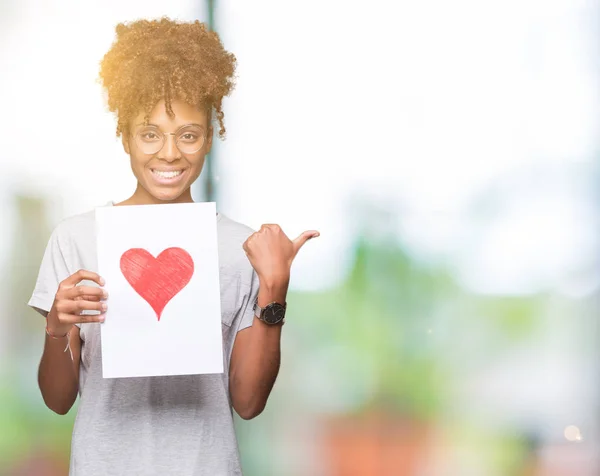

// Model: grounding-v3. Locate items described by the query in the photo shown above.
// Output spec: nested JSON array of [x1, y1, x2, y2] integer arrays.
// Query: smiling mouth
[[151, 169, 184, 179]]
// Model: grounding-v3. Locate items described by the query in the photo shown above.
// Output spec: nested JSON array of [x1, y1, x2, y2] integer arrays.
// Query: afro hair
[[99, 17, 237, 139]]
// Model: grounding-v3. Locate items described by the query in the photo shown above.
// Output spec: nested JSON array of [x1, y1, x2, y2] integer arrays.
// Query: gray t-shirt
[[28, 205, 259, 476]]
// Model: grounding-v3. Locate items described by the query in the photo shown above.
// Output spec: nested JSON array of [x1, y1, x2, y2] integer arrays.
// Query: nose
[[160, 133, 180, 162]]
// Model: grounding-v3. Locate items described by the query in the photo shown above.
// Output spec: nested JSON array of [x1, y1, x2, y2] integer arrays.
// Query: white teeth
[[152, 170, 183, 179]]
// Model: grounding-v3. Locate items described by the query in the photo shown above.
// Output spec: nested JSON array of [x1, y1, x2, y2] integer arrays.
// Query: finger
[[57, 312, 106, 325], [76, 313, 106, 324], [62, 269, 105, 288], [292, 230, 320, 254], [67, 285, 107, 301], [61, 299, 107, 314], [74, 295, 102, 302]]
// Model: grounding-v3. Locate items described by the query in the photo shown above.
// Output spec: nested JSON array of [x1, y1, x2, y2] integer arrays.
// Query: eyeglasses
[[133, 124, 206, 155]]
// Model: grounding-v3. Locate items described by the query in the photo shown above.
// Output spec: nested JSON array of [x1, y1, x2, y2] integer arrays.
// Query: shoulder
[[217, 213, 255, 243], [50, 209, 96, 245], [217, 213, 256, 273]]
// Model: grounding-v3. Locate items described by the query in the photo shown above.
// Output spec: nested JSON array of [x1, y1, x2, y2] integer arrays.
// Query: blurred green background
[[1, 0, 600, 475]]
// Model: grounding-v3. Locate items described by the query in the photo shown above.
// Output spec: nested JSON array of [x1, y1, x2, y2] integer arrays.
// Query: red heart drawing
[[120, 247, 194, 321]]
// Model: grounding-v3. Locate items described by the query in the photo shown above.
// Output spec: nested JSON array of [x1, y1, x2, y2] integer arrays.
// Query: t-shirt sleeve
[[236, 269, 260, 333], [28, 228, 71, 318]]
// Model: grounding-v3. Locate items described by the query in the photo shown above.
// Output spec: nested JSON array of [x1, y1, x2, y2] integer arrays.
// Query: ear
[[205, 127, 214, 155], [122, 134, 131, 155]]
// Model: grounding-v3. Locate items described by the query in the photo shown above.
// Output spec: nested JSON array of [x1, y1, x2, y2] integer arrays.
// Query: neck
[[117, 183, 194, 206]]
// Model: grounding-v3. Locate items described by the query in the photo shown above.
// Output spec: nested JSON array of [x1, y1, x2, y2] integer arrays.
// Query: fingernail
[[100, 277, 106, 286], [103, 291, 109, 300], [101, 303, 108, 311], [98, 314, 106, 322]]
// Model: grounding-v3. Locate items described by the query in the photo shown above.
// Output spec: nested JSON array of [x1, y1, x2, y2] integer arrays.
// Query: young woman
[[28, 18, 318, 475]]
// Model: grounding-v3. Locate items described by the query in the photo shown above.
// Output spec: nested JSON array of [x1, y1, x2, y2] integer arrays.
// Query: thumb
[[292, 230, 320, 255]]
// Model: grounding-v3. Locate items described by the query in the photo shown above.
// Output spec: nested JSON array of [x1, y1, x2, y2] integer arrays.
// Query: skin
[[38, 99, 319, 419]]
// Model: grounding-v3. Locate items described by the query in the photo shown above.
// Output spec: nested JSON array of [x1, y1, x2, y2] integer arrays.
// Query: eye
[[179, 132, 199, 142], [138, 129, 162, 141]]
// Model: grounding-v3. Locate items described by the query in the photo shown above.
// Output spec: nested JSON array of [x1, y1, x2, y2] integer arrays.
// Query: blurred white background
[[1, 0, 597, 294], [1, 1, 599, 475]]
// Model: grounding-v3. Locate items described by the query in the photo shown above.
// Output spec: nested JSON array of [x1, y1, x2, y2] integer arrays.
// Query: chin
[[150, 188, 188, 203]]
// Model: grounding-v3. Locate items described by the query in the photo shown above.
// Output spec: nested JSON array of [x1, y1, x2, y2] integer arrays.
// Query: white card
[[96, 202, 223, 379]]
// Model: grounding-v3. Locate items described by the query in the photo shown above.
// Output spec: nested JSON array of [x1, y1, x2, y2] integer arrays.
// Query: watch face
[[264, 303, 286, 324]]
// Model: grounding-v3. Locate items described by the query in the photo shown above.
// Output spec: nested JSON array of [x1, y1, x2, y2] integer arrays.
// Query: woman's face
[[123, 99, 212, 204]]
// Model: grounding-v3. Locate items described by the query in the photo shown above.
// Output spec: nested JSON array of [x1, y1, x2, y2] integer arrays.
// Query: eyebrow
[[135, 123, 205, 129]]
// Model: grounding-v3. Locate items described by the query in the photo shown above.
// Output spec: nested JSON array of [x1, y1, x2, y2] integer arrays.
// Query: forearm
[[38, 330, 79, 415], [230, 284, 286, 419]]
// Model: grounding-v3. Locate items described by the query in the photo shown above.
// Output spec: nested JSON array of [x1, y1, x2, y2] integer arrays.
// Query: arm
[[229, 281, 287, 420], [37, 270, 107, 415], [229, 224, 319, 420], [38, 322, 81, 415]]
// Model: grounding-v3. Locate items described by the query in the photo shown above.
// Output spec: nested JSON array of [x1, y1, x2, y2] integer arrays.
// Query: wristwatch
[[253, 297, 287, 325]]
